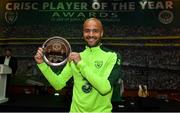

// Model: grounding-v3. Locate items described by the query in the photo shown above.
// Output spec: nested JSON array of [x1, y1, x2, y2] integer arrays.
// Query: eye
[[84, 29, 90, 33], [92, 29, 99, 33], [84, 29, 100, 33]]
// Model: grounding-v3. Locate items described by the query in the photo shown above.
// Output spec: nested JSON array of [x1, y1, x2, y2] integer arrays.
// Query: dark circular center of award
[[42, 36, 71, 66]]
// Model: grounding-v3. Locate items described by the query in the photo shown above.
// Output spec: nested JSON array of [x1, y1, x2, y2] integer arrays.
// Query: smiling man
[[34, 18, 122, 112]]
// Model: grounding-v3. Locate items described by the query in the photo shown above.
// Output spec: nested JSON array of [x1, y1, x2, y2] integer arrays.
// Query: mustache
[[86, 36, 97, 40]]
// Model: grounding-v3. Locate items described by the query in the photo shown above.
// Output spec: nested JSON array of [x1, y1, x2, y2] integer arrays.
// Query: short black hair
[[5, 48, 12, 52]]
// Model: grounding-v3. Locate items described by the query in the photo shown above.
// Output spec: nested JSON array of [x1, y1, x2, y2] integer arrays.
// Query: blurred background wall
[[0, 0, 179, 98]]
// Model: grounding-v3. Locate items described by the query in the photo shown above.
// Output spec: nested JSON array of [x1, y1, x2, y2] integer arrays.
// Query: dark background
[[0, 0, 180, 111]]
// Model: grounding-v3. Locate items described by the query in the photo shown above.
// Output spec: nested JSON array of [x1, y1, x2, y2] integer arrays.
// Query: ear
[[101, 32, 103, 37]]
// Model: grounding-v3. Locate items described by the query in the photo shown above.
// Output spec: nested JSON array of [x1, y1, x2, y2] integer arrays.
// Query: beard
[[85, 36, 101, 47]]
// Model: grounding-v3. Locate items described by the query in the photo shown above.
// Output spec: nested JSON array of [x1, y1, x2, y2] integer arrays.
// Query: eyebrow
[[83, 29, 100, 32]]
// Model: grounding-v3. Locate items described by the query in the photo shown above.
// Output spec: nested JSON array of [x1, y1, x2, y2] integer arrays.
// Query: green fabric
[[37, 45, 122, 112], [109, 52, 123, 102]]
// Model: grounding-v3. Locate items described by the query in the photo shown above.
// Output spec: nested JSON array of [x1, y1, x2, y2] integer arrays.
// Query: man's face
[[5, 50, 12, 57], [83, 20, 103, 47]]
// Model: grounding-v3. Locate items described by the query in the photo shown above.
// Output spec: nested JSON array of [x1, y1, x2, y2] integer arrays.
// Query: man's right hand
[[34, 47, 44, 64]]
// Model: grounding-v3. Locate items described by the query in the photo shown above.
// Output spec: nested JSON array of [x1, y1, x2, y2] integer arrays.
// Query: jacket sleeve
[[11, 57, 18, 75], [37, 62, 73, 90], [109, 52, 123, 102], [77, 53, 117, 95], [108, 52, 122, 86]]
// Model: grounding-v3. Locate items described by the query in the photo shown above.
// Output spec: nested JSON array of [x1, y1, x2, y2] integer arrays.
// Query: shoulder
[[11, 56, 17, 60], [0, 56, 5, 60], [0, 56, 4, 58], [100, 46, 122, 60]]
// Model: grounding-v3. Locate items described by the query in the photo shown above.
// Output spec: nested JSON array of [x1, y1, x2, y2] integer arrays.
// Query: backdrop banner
[[0, 0, 179, 26]]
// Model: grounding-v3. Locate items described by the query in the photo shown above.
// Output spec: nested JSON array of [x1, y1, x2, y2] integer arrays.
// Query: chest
[[81, 51, 110, 71]]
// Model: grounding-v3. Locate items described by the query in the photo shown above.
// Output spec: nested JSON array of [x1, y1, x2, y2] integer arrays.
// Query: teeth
[[89, 38, 94, 41]]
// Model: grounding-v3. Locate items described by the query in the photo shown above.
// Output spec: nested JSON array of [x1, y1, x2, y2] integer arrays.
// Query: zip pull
[[90, 48, 92, 52]]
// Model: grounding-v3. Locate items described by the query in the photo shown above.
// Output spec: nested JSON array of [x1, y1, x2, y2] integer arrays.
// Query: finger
[[70, 52, 78, 56], [68, 55, 73, 62], [37, 49, 43, 56], [34, 53, 41, 59]]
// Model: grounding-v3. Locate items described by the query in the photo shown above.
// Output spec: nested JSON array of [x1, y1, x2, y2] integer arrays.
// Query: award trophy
[[42, 36, 71, 66]]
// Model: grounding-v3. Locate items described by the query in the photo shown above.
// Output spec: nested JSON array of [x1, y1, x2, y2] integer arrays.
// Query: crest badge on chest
[[94, 61, 103, 69]]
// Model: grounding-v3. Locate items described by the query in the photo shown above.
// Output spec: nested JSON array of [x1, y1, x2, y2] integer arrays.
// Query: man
[[0, 48, 18, 97], [34, 18, 122, 112]]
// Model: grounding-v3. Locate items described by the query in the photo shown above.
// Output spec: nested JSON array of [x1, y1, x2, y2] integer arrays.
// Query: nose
[[88, 30, 95, 37], [89, 31, 94, 36]]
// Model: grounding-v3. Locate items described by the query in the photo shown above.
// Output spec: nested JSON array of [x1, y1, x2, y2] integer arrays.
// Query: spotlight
[[54, 92, 60, 96]]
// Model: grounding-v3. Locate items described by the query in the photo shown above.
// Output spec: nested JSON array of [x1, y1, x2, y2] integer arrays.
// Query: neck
[[87, 42, 101, 48]]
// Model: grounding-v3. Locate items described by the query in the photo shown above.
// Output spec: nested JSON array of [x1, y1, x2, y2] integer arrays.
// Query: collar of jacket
[[85, 43, 102, 52]]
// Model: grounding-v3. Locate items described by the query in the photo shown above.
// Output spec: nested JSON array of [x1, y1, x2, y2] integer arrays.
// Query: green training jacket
[[37, 45, 122, 112]]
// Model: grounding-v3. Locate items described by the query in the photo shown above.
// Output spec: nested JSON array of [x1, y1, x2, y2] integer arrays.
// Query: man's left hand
[[68, 52, 81, 64]]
